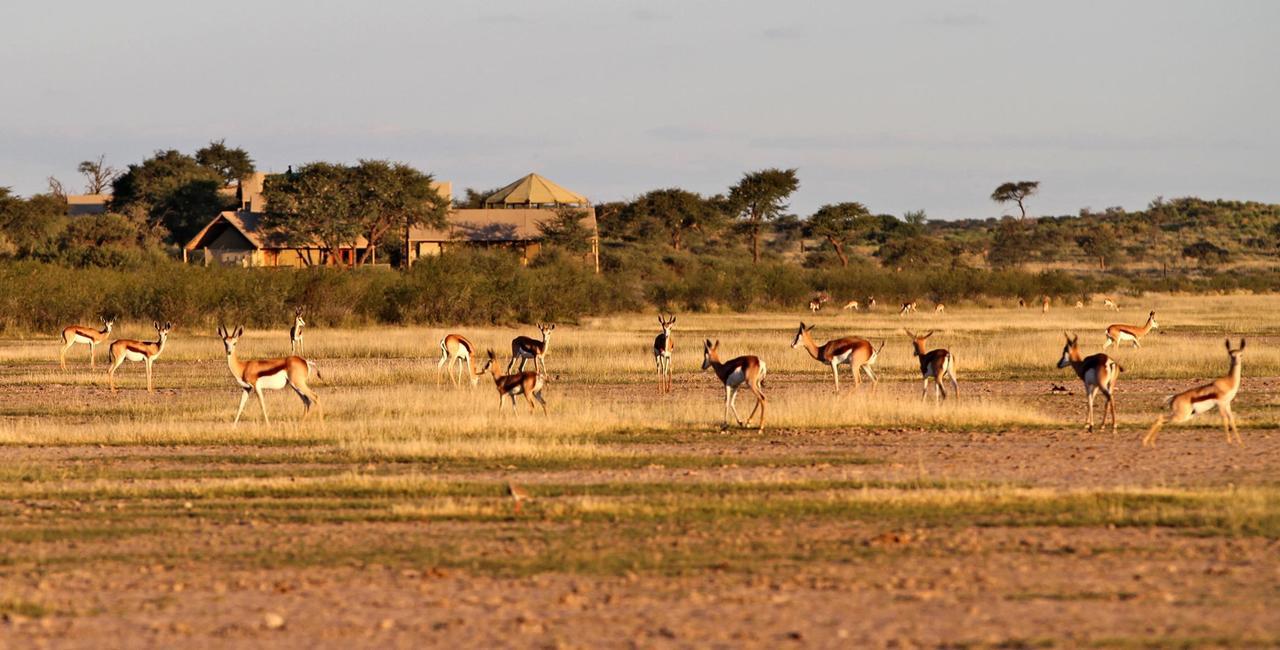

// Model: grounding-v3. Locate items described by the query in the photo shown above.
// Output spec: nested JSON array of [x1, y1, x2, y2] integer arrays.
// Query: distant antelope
[[905, 330, 958, 401], [934, 303, 945, 314], [808, 293, 830, 313], [107, 321, 171, 393], [482, 349, 547, 415], [1017, 297, 1026, 309], [1102, 297, 1119, 311], [898, 301, 918, 316], [1075, 300, 1085, 309], [791, 322, 882, 392], [507, 323, 555, 374], [1103, 311, 1158, 349], [437, 333, 480, 387], [842, 300, 860, 312], [866, 297, 877, 310], [702, 339, 767, 431], [289, 307, 306, 354], [1057, 333, 1122, 433], [1041, 296, 1050, 314], [218, 325, 321, 424], [653, 314, 676, 394], [1144, 339, 1245, 447], [59, 317, 113, 369]]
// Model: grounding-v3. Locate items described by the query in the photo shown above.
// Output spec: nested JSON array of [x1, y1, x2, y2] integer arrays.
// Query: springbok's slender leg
[[234, 389, 251, 424]]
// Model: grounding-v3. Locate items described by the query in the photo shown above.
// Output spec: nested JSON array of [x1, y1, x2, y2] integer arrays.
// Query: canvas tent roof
[[185, 211, 369, 251], [409, 207, 598, 243], [484, 173, 588, 207]]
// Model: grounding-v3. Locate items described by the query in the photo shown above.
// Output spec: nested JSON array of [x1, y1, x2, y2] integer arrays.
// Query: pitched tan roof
[[409, 207, 598, 243], [185, 211, 368, 251], [484, 173, 588, 207]]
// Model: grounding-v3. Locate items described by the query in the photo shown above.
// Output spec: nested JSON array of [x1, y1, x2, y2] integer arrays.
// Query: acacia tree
[[629, 188, 723, 251], [110, 150, 226, 241], [353, 160, 449, 266], [261, 163, 361, 266], [805, 202, 874, 267], [728, 168, 799, 263], [991, 181, 1040, 220], [1076, 223, 1121, 270], [78, 155, 121, 194], [195, 140, 256, 186]]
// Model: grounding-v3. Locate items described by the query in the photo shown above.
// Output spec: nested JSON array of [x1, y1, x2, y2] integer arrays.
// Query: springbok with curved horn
[[437, 333, 480, 387], [60, 317, 113, 370], [1104, 311, 1158, 349], [289, 307, 306, 354], [507, 324, 555, 374], [905, 330, 958, 401], [1057, 333, 1122, 433], [791, 322, 881, 392], [482, 349, 547, 415], [1144, 339, 1245, 447], [219, 325, 321, 424], [107, 321, 171, 393], [702, 339, 766, 431], [653, 314, 676, 394]]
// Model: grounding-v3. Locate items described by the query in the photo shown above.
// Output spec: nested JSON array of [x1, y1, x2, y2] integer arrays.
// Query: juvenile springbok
[[842, 300, 860, 312], [653, 314, 676, 394], [60, 317, 113, 369], [1104, 311, 1159, 349], [219, 325, 321, 424], [482, 349, 547, 415], [905, 330, 958, 401], [437, 333, 480, 387], [702, 339, 766, 431], [1057, 333, 1122, 433], [791, 322, 881, 392], [107, 321, 172, 393], [1144, 339, 1245, 447], [898, 301, 918, 316], [508, 324, 554, 374], [289, 307, 306, 354]]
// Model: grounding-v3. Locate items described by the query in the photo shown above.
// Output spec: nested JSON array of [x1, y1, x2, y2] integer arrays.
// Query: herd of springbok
[[56, 302, 1245, 445]]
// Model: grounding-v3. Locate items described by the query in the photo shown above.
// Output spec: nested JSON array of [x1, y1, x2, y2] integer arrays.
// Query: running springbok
[[905, 330, 958, 401], [1057, 333, 1122, 433], [898, 301, 918, 316], [107, 321, 171, 393], [508, 324, 554, 374], [437, 333, 480, 387], [791, 322, 881, 392], [842, 300, 860, 312], [653, 314, 676, 394], [290, 307, 306, 354], [482, 349, 547, 415], [60, 317, 113, 369], [218, 325, 321, 424], [1144, 339, 1245, 447], [1103, 311, 1158, 349], [702, 339, 766, 431]]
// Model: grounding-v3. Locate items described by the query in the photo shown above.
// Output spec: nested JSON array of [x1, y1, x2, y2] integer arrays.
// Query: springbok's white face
[[1226, 338, 1246, 362], [295, 314, 306, 328], [658, 315, 675, 336], [153, 321, 172, 344], [218, 326, 243, 356], [1149, 312, 1159, 329], [791, 323, 813, 349], [539, 324, 555, 342], [701, 339, 718, 371], [102, 318, 115, 332], [1057, 336, 1078, 369]]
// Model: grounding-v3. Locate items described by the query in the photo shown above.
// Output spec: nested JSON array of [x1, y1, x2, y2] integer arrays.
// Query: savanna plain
[[2, 295, 1279, 649]]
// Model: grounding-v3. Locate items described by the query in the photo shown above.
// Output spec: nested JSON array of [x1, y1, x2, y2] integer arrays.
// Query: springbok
[[898, 301, 918, 316], [507, 323, 555, 374], [1144, 339, 1245, 447], [482, 349, 547, 415], [437, 333, 480, 387], [842, 300, 860, 312], [702, 339, 766, 431], [808, 293, 830, 313], [1017, 297, 1027, 309], [934, 303, 946, 314], [1041, 296, 1050, 314], [1075, 300, 1085, 309], [1057, 333, 1122, 433], [290, 307, 306, 354], [866, 297, 877, 311], [1103, 311, 1158, 349], [905, 330, 958, 401], [791, 322, 881, 392], [1102, 297, 1119, 311], [60, 317, 113, 369], [218, 325, 321, 425], [107, 321, 172, 393], [653, 314, 676, 394]]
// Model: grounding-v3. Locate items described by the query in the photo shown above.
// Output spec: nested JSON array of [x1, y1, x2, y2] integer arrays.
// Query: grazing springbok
[[898, 301, 918, 316], [437, 333, 480, 387], [1057, 333, 1122, 433], [934, 303, 945, 314], [905, 330, 958, 401], [1102, 297, 1119, 311], [653, 314, 676, 394], [1144, 339, 1245, 447], [289, 307, 306, 354], [107, 321, 172, 393], [842, 300, 860, 312], [60, 317, 113, 369], [808, 293, 830, 313], [702, 339, 767, 431], [1041, 295, 1051, 314], [218, 325, 321, 425], [1017, 297, 1027, 309], [791, 322, 881, 392], [507, 323, 555, 374], [1103, 311, 1158, 349], [482, 349, 547, 415]]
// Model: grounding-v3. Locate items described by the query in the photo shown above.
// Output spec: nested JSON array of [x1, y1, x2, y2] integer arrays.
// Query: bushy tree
[[991, 181, 1040, 220], [110, 149, 228, 242], [454, 187, 502, 209], [261, 163, 362, 266], [77, 155, 121, 194], [1075, 223, 1120, 270], [195, 139, 256, 186], [0, 189, 67, 257], [728, 168, 799, 263], [627, 188, 724, 251], [537, 207, 594, 255], [988, 218, 1033, 268], [805, 202, 874, 267], [354, 160, 449, 265]]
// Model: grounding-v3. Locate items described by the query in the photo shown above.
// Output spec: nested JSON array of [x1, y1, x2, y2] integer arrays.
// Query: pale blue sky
[[2, 1, 1277, 218]]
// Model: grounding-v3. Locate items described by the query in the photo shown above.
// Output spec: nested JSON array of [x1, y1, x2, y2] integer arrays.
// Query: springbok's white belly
[[257, 370, 289, 391], [72, 334, 95, 345], [1117, 331, 1137, 342], [726, 368, 748, 387], [1191, 399, 1218, 414], [123, 351, 147, 362]]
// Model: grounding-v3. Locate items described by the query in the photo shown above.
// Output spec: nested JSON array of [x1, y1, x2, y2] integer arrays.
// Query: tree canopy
[[354, 160, 449, 265], [805, 202, 874, 267], [110, 149, 229, 242], [261, 163, 362, 266], [728, 168, 799, 262], [991, 181, 1040, 220], [195, 140, 256, 186], [627, 188, 725, 251]]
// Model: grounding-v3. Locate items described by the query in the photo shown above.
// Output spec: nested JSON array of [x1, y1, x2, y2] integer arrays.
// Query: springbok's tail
[[870, 340, 886, 364], [307, 359, 322, 381]]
